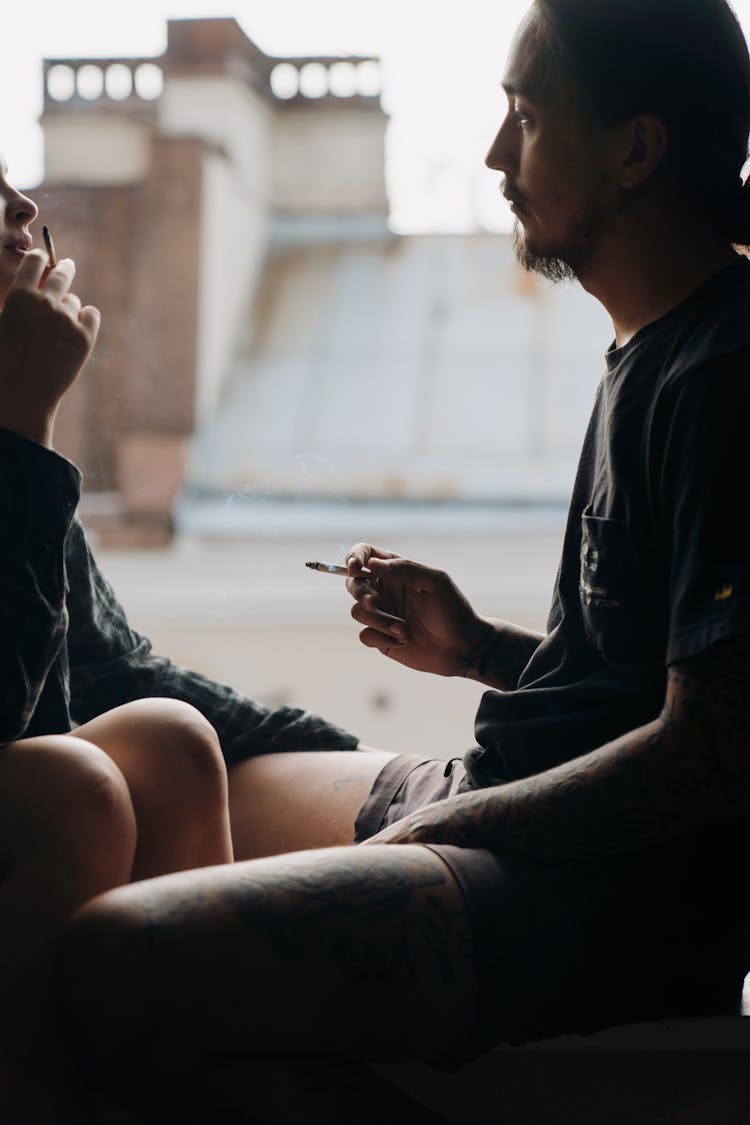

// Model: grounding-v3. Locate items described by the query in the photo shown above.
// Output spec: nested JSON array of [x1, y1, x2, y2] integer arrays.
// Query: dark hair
[[534, 0, 750, 243]]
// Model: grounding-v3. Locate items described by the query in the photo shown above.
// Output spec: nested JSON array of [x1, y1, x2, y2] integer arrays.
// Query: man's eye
[[510, 101, 533, 127]]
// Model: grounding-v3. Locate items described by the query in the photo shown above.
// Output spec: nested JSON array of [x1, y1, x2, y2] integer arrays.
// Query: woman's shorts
[[353, 754, 749, 1067]]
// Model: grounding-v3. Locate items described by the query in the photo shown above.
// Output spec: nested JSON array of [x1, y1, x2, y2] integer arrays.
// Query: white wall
[[272, 105, 388, 215], [159, 75, 275, 424], [195, 150, 272, 423], [43, 116, 152, 185]]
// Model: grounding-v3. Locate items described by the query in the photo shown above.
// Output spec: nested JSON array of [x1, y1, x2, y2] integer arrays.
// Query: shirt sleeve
[[658, 352, 750, 664], [0, 429, 81, 741], [66, 521, 360, 763]]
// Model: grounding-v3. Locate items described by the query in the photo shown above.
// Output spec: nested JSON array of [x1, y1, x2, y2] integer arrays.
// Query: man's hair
[[534, 0, 750, 243]]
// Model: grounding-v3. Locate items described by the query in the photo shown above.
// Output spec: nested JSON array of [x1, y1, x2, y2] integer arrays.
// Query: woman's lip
[[3, 245, 26, 259], [4, 234, 33, 255]]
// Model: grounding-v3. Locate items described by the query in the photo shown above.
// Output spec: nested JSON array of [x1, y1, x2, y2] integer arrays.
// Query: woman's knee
[[0, 735, 136, 873], [103, 698, 227, 804], [152, 699, 226, 786]]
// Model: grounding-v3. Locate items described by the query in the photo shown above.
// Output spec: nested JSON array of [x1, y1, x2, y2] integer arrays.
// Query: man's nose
[[485, 117, 516, 173]]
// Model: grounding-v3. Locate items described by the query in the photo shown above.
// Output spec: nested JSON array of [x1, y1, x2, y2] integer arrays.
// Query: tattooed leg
[[57, 844, 477, 1116], [110, 1057, 444, 1125]]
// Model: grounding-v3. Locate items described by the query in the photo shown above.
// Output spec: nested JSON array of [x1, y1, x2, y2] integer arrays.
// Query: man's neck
[[578, 213, 739, 349]]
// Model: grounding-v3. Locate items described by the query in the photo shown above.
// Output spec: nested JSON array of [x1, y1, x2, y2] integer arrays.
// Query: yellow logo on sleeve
[[713, 584, 734, 602]]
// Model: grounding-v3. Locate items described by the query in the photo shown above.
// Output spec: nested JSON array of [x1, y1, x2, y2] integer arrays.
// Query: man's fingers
[[346, 544, 373, 574], [357, 626, 407, 653], [352, 603, 409, 642], [370, 556, 446, 592], [351, 598, 407, 632], [346, 543, 400, 575], [346, 575, 378, 600]]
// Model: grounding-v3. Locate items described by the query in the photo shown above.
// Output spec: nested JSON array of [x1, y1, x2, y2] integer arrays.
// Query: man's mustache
[[501, 180, 527, 210]]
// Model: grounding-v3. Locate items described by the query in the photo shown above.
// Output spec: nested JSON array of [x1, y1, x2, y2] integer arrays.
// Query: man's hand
[[0, 250, 100, 448], [345, 543, 495, 678], [360, 798, 472, 848]]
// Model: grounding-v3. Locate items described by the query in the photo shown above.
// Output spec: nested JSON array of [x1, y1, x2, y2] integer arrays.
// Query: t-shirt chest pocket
[[579, 509, 637, 660]]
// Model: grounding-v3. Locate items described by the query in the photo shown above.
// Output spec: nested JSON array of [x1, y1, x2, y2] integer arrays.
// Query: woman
[[0, 158, 234, 1122]]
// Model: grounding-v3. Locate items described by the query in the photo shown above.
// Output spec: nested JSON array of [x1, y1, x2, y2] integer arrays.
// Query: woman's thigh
[[59, 842, 478, 1089], [0, 735, 136, 1091], [227, 749, 399, 859]]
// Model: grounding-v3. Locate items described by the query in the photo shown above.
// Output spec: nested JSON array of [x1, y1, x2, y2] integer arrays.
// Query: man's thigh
[[228, 749, 398, 859], [59, 843, 478, 1092]]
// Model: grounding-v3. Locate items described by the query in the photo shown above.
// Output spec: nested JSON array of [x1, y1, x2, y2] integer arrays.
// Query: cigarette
[[42, 225, 57, 267], [305, 561, 349, 576]]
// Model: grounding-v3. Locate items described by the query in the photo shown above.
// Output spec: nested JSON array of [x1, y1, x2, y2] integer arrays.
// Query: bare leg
[[0, 704, 231, 1122], [0, 735, 137, 1121], [58, 844, 477, 1121], [228, 748, 398, 858], [75, 699, 233, 878]]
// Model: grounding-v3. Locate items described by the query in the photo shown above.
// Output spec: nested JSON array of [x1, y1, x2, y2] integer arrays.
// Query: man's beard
[[512, 216, 600, 283]]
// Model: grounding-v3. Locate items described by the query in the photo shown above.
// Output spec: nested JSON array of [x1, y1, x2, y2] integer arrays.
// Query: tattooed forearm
[[461, 619, 543, 691], [405, 633, 750, 859]]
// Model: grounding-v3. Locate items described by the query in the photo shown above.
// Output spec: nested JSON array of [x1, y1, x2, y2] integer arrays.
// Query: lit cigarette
[[305, 560, 348, 576], [42, 225, 57, 267]]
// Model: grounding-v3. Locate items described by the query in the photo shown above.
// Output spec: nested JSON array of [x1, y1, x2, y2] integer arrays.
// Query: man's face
[[0, 153, 38, 306], [486, 8, 617, 281]]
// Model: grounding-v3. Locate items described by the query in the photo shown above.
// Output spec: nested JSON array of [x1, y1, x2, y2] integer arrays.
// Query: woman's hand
[[0, 250, 100, 447], [345, 543, 495, 678]]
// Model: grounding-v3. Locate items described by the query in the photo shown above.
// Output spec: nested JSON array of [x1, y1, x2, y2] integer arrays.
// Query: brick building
[[34, 18, 388, 544]]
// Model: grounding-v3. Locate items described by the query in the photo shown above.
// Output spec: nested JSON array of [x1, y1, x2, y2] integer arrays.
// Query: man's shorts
[[354, 754, 749, 1066]]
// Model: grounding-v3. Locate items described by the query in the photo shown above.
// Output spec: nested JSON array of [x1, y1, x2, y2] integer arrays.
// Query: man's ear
[[615, 114, 669, 190]]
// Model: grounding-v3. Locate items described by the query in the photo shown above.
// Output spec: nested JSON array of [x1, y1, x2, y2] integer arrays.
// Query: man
[[58, 1, 750, 1121]]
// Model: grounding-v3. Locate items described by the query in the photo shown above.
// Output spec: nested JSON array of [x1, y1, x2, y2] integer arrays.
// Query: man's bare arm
[[365, 633, 750, 859]]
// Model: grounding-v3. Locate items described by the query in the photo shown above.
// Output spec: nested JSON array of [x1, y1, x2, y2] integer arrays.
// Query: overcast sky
[[6, 0, 750, 233]]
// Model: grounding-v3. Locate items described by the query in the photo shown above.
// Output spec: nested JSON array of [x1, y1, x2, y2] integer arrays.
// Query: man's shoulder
[[668, 258, 750, 371], [636, 260, 750, 413]]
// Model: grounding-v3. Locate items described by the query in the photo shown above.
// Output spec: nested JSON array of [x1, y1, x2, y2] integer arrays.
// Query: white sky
[[6, 0, 750, 233]]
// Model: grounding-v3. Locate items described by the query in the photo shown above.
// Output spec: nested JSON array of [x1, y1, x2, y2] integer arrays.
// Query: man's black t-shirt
[[466, 257, 750, 788]]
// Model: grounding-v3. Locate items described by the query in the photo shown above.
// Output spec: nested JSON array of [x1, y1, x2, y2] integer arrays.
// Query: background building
[[36, 17, 390, 544], [31, 17, 612, 754]]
